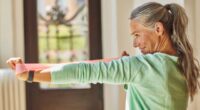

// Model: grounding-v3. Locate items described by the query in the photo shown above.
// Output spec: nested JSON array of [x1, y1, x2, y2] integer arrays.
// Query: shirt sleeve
[[50, 56, 143, 84]]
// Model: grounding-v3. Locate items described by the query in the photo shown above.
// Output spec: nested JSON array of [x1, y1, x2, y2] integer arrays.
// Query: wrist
[[16, 71, 28, 81]]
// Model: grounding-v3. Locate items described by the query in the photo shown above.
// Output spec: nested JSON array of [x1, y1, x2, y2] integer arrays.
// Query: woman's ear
[[154, 22, 164, 36]]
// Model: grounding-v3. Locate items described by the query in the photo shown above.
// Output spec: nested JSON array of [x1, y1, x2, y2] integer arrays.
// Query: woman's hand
[[121, 51, 130, 57], [6, 57, 28, 81]]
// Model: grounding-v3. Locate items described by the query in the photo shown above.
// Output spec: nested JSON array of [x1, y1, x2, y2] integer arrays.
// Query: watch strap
[[27, 70, 34, 83]]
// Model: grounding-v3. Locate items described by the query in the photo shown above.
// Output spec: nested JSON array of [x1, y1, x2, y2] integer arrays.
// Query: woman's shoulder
[[134, 52, 177, 60], [128, 52, 178, 65]]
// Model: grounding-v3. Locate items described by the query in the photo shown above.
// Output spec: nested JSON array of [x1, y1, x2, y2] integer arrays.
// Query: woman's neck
[[158, 35, 177, 56]]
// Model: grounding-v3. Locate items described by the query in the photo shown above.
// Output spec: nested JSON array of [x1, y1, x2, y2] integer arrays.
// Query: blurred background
[[0, 0, 200, 110]]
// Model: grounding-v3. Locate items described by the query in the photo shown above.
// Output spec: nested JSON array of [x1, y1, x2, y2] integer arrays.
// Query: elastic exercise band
[[15, 57, 119, 74]]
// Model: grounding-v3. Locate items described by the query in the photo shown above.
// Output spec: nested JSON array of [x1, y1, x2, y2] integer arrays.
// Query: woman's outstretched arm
[[6, 57, 51, 83]]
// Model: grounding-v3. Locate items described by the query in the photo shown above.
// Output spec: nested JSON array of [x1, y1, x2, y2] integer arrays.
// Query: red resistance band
[[15, 57, 119, 74]]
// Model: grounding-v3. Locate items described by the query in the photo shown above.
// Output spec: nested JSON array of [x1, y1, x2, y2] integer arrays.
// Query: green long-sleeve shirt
[[50, 52, 188, 110]]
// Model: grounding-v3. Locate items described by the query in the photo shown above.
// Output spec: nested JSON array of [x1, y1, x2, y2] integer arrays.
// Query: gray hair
[[130, 2, 200, 100]]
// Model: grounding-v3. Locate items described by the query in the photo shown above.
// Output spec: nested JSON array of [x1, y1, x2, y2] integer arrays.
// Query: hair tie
[[165, 4, 172, 14]]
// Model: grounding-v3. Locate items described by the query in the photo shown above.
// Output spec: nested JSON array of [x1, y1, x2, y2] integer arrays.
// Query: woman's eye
[[131, 33, 139, 39], [135, 34, 139, 37], [133, 34, 139, 38]]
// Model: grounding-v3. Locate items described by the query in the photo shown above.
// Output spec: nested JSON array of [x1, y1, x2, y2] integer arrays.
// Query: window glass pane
[[37, 0, 90, 89]]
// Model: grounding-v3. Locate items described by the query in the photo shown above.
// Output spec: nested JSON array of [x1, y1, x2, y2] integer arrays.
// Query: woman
[[7, 2, 200, 110]]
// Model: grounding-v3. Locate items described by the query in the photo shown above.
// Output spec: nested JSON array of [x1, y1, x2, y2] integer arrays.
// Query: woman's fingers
[[10, 60, 16, 70], [6, 58, 15, 70], [6, 57, 28, 80], [121, 51, 130, 56], [17, 58, 23, 63], [6, 57, 24, 70]]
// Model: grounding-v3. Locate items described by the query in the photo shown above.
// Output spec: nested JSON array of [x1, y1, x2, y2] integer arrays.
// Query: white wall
[[101, 0, 135, 110], [101, 1, 120, 110], [0, 0, 14, 68], [185, 0, 200, 110], [0, 0, 24, 67], [0, 0, 26, 110]]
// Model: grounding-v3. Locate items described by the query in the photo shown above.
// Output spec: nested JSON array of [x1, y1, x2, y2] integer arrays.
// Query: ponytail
[[165, 3, 200, 100]]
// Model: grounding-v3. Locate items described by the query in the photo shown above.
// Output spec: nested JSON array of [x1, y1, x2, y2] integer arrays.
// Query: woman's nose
[[133, 39, 139, 47]]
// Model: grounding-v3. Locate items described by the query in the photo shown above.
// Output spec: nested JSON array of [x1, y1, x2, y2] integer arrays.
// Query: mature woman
[[7, 2, 200, 110]]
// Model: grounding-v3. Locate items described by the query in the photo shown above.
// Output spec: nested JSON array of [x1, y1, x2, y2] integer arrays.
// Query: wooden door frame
[[23, 0, 103, 110]]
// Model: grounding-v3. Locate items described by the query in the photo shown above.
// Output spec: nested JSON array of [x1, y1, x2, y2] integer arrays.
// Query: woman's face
[[130, 19, 160, 54]]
